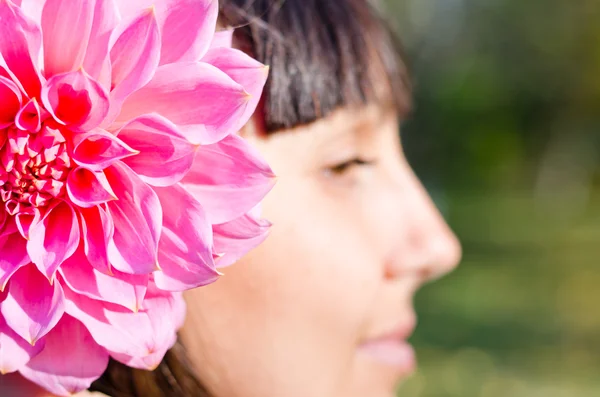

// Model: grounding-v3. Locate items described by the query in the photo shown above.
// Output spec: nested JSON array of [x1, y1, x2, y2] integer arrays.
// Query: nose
[[384, 169, 462, 282]]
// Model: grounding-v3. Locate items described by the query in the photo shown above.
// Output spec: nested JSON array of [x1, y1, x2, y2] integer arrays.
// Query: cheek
[[261, 176, 382, 332], [183, 177, 382, 397]]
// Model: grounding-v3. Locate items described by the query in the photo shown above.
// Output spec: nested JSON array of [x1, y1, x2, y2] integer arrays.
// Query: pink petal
[[0, 75, 22, 128], [0, 315, 45, 374], [181, 133, 276, 224], [118, 62, 250, 145], [41, 69, 110, 131], [109, 288, 184, 370], [0, 205, 6, 233], [19, 315, 109, 397], [27, 201, 80, 281], [79, 205, 113, 274], [116, 0, 217, 64], [105, 162, 162, 274], [63, 285, 181, 370], [66, 167, 116, 208], [153, 184, 219, 292], [19, 0, 45, 25], [113, 0, 153, 19], [15, 97, 42, 133], [72, 129, 138, 171], [209, 29, 233, 50], [118, 114, 199, 187], [82, 0, 120, 89], [159, 0, 218, 64], [59, 247, 147, 312], [0, 232, 29, 291], [213, 212, 271, 268], [41, 0, 95, 78], [63, 290, 144, 360], [0, 216, 17, 238], [108, 6, 160, 114], [203, 47, 269, 134], [0, 0, 42, 97], [14, 207, 41, 240], [0, 264, 65, 345]]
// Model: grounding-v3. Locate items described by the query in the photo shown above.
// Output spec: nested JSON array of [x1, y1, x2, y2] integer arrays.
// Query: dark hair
[[90, 1, 410, 396], [222, 0, 411, 132]]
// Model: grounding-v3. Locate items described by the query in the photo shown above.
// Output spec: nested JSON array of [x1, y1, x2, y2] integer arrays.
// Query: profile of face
[[181, 103, 461, 397]]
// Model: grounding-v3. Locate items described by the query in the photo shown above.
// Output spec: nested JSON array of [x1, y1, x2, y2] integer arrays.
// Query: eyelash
[[326, 157, 375, 176]]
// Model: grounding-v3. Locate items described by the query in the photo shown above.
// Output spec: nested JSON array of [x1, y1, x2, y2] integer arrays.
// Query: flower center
[[0, 124, 71, 213]]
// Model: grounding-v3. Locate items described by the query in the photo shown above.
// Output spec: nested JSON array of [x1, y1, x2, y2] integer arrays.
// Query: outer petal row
[[182, 134, 276, 225], [116, 0, 218, 64], [0, 0, 42, 97], [19, 315, 109, 397], [63, 283, 183, 371], [153, 184, 219, 292], [117, 62, 250, 145]]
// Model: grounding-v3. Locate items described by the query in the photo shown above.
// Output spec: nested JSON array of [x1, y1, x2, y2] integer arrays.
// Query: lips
[[357, 315, 417, 373], [358, 339, 415, 370]]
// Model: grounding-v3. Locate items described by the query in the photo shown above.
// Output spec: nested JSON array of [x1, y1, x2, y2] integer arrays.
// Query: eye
[[324, 157, 376, 177]]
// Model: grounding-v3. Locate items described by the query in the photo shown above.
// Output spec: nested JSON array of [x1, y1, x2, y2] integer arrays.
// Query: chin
[[342, 357, 415, 397]]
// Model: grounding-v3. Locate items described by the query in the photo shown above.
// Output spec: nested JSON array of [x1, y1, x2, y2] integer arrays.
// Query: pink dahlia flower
[[0, 0, 274, 394]]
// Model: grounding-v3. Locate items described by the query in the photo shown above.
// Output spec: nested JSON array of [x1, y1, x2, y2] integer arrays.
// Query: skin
[[181, 103, 462, 397]]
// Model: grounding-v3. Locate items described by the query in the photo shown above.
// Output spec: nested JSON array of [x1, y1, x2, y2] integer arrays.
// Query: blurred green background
[[385, 0, 600, 396]]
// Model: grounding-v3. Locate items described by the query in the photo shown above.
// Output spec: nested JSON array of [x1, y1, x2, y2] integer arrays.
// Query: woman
[[5, 0, 460, 396]]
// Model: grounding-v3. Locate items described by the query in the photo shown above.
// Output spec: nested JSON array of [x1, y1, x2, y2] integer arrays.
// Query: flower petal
[[119, 114, 198, 187], [0, 75, 22, 128], [14, 207, 41, 240], [41, 69, 110, 131], [203, 47, 269, 134], [59, 247, 147, 312], [116, 0, 217, 64], [15, 97, 42, 133], [109, 288, 184, 370], [153, 184, 219, 292], [72, 129, 138, 171], [79, 205, 113, 274], [19, 315, 109, 397], [0, 232, 29, 291], [158, 0, 218, 64], [0, 315, 45, 375], [0, 0, 42, 97], [63, 285, 182, 370], [108, 6, 160, 113], [66, 167, 116, 208], [0, 264, 65, 345], [0, 216, 17, 238], [41, 0, 95, 77], [82, 0, 120, 89], [19, 0, 46, 25], [118, 62, 250, 145], [213, 212, 271, 268], [181, 133, 276, 224], [0, 205, 6, 233], [209, 29, 233, 50], [105, 162, 162, 274], [27, 201, 80, 281]]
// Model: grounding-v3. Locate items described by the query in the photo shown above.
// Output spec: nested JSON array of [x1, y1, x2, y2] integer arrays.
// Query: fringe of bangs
[[220, 0, 412, 132]]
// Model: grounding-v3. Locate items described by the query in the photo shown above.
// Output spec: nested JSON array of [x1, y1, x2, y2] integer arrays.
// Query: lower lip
[[357, 340, 416, 372]]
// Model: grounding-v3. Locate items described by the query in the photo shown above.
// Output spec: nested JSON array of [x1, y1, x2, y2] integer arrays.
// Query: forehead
[[245, 103, 399, 164]]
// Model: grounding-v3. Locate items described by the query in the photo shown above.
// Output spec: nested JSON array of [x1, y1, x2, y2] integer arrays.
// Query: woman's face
[[181, 104, 461, 397]]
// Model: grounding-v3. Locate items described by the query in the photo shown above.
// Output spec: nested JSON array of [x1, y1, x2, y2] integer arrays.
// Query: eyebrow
[[315, 104, 396, 145]]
